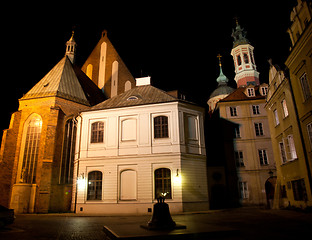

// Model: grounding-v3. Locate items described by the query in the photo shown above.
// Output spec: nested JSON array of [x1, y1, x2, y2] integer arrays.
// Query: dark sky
[[1, 1, 297, 136]]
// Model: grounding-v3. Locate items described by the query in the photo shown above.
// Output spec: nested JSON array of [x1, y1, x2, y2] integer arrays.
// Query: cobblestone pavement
[[0, 207, 311, 239]]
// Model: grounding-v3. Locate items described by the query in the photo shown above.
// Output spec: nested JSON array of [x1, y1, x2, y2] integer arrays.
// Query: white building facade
[[71, 79, 209, 214]]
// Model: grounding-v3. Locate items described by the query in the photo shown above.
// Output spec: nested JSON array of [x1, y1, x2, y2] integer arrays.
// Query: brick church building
[[0, 31, 135, 213]]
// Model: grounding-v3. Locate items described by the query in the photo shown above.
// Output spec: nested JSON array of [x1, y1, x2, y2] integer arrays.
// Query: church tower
[[207, 55, 234, 112], [65, 31, 77, 64], [231, 21, 260, 88]]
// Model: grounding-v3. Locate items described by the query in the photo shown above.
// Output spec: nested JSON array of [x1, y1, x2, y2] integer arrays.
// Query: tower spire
[[65, 30, 77, 64], [230, 20, 260, 87], [216, 54, 229, 85]]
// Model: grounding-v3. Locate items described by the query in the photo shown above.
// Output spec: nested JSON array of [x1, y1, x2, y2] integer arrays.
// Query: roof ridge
[[91, 85, 178, 110]]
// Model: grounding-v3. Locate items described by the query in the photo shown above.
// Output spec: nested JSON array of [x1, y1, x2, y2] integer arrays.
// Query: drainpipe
[[73, 113, 82, 213]]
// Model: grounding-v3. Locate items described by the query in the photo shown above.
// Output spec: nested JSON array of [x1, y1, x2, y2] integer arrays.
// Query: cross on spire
[[233, 16, 239, 26], [217, 54, 222, 66]]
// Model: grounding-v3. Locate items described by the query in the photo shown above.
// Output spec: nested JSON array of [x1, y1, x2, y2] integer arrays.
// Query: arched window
[[60, 119, 77, 184], [154, 116, 169, 139], [91, 121, 104, 143], [237, 55, 242, 66], [87, 171, 102, 200], [20, 115, 42, 184], [125, 80, 131, 92], [243, 53, 249, 64], [120, 170, 137, 200], [86, 64, 93, 80], [154, 168, 172, 199]]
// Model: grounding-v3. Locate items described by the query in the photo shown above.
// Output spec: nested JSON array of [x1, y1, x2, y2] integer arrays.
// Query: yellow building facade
[[285, 0, 312, 207], [266, 63, 312, 208]]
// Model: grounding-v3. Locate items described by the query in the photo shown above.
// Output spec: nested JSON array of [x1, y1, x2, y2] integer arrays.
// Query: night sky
[[1, 1, 297, 138]]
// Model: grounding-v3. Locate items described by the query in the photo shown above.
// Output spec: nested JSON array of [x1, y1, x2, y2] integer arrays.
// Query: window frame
[[300, 73, 311, 101], [153, 115, 169, 139], [258, 149, 269, 165], [19, 114, 42, 184], [287, 135, 297, 160], [230, 106, 238, 117], [260, 87, 268, 96], [239, 181, 249, 199], [60, 118, 77, 184], [234, 126, 241, 138], [243, 53, 249, 64], [90, 121, 104, 144], [247, 88, 255, 97], [87, 171, 103, 201], [273, 109, 280, 126], [235, 151, 245, 167], [307, 122, 312, 149], [254, 122, 264, 136], [154, 168, 172, 199], [279, 141, 287, 163], [237, 55, 242, 66], [281, 99, 289, 118], [252, 105, 260, 115]]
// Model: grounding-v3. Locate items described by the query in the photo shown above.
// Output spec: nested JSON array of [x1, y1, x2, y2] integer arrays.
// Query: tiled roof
[[92, 85, 178, 110], [21, 56, 105, 106], [219, 86, 265, 102]]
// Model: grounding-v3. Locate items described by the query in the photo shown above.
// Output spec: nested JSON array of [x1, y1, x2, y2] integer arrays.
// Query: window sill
[[86, 200, 103, 203], [281, 158, 298, 166]]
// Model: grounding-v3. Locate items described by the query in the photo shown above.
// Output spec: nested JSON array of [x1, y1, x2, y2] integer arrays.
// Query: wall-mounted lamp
[[77, 172, 85, 189], [174, 169, 182, 185]]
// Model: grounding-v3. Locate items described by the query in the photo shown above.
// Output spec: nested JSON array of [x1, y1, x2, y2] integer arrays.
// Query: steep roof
[[21, 56, 105, 106], [92, 85, 178, 110]]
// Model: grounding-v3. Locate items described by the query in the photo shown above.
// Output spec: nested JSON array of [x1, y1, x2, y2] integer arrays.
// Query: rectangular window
[[279, 141, 287, 163], [155, 168, 172, 199], [300, 73, 311, 101], [239, 181, 249, 199], [243, 53, 249, 64], [307, 122, 312, 149], [235, 151, 244, 167], [252, 105, 260, 115], [234, 126, 241, 138], [292, 179, 307, 201], [91, 121, 104, 143], [287, 135, 297, 160], [273, 109, 280, 126], [154, 116, 169, 139], [258, 149, 269, 165], [87, 171, 102, 200], [247, 88, 255, 97], [281, 99, 289, 118], [230, 107, 237, 117], [254, 123, 264, 136], [237, 55, 242, 66], [186, 115, 198, 140], [261, 87, 268, 96]]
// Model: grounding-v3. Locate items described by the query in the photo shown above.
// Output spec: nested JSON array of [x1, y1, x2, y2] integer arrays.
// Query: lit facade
[[72, 78, 209, 214], [0, 32, 135, 213], [208, 22, 276, 207], [265, 62, 312, 208], [266, 0, 312, 208]]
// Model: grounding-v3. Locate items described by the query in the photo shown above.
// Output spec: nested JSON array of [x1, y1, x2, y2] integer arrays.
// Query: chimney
[[136, 76, 151, 86]]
